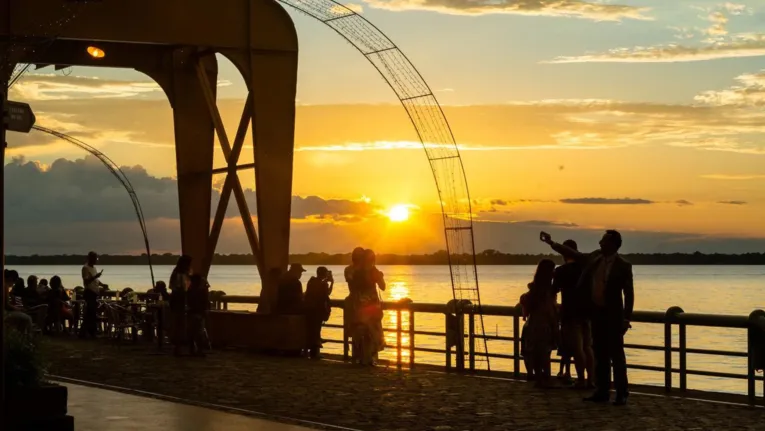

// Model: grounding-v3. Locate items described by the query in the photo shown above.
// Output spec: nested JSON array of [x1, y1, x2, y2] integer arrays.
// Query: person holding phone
[[539, 231, 634, 406], [80, 251, 108, 338]]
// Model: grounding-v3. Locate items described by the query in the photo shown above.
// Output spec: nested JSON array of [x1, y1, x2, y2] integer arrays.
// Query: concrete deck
[[64, 382, 316, 431], [47, 338, 764, 430]]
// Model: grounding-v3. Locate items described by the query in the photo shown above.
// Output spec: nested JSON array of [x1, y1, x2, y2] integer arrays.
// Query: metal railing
[[212, 295, 765, 405]]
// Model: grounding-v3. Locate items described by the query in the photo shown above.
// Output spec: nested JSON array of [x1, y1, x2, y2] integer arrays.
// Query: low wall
[[206, 310, 308, 351]]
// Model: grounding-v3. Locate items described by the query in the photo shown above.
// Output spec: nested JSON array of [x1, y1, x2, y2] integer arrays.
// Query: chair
[[24, 304, 48, 334], [106, 304, 138, 343]]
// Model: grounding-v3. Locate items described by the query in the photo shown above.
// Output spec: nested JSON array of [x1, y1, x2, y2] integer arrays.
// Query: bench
[[206, 310, 307, 352]]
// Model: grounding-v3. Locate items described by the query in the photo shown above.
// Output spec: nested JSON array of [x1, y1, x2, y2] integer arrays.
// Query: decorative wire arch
[[31, 125, 156, 288], [278, 0, 490, 368]]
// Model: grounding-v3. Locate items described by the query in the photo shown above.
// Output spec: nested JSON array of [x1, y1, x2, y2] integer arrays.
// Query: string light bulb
[[87, 46, 105, 59]]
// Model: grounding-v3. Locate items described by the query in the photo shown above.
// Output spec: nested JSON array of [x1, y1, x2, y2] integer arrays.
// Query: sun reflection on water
[[382, 281, 411, 362]]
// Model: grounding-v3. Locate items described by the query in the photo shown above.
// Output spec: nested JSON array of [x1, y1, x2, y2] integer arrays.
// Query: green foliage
[[3, 328, 49, 390]]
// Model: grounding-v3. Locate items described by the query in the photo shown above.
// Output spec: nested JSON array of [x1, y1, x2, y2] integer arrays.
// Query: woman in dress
[[522, 259, 559, 387], [350, 249, 386, 365], [344, 247, 365, 363], [169, 255, 192, 356]]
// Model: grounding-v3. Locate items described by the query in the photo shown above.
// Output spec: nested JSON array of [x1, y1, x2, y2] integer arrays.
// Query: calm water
[[13, 264, 765, 396]]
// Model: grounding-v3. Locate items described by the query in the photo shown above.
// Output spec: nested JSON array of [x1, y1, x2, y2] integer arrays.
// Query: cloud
[[362, 0, 650, 21], [717, 200, 747, 205], [546, 33, 765, 63], [5, 155, 765, 256], [694, 70, 765, 107], [3, 156, 380, 224], [705, 11, 729, 37], [560, 197, 654, 205], [701, 174, 765, 180], [9, 68, 765, 159], [9, 74, 231, 100], [675, 200, 694, 206]]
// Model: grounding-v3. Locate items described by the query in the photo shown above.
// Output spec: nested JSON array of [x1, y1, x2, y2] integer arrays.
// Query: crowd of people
[[521, 230, 635, 406], [5, 231, 635, 403]]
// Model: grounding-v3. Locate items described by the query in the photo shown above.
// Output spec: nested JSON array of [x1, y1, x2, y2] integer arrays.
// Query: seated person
[[47, 276, 75, 330], [150, 281, 170, 301], [4, 270, 33, 332], [275, 264, 305, 315]]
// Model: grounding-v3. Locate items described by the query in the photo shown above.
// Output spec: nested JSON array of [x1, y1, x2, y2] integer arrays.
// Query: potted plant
[[4, 327, 74, 430]]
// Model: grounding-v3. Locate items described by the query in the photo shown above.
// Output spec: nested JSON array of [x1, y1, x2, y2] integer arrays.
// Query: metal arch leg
[[171, 50, 216, 275]]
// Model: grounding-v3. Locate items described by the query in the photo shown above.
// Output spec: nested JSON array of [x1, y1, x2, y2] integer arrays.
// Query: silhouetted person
[[169, 255, 192, 356], [4, 269, 33, 332], [304, 266, 334, 359], [553, 239, 593, 389], [522, 259, 558, 388], [541, 230, 634, 406], [80, 251, 108, 338], [151, 281, 170, 301], [47, 275, 74, 331], [276, 264, 305, 315], [187, 274, 210, 356]]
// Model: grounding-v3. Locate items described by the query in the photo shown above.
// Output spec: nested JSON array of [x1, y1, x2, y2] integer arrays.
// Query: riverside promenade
[[47, 339, 763, 431]]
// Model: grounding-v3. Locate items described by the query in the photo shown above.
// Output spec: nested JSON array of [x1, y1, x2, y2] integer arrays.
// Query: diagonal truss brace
[[194, 59, 263, 276]]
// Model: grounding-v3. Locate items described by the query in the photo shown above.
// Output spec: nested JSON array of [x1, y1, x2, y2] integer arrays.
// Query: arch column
[[249, 51, 299, 281], [169, 49, 217, 275]]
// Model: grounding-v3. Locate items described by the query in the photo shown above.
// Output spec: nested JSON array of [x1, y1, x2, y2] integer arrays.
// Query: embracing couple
[[344, 247, 386, 366]]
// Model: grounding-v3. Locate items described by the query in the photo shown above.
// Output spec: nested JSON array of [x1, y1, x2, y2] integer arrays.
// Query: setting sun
[[387, 204, 410, 222]]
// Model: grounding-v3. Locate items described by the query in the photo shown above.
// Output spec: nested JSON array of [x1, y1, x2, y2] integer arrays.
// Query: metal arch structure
[[278, 0, 490, 368], [2, 0, 301, 286], [31, 125, 156, 288]]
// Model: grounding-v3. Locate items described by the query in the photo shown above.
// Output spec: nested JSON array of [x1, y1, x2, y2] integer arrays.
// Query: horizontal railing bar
[[219, 296, 757, 330], [684, 348, 748, 357]]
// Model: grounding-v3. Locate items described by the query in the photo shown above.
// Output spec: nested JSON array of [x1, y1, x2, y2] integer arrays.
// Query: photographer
[[304, 266, 334, 359]]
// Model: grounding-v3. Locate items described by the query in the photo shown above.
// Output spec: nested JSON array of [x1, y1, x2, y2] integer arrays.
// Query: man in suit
[[540, 230, 634, 406]]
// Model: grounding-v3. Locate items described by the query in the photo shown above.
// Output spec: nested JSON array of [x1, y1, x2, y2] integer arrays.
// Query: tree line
[[6, 250, 765, 265]]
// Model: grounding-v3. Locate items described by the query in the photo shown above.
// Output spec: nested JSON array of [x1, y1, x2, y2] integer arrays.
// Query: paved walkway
[[64, 382, 317, 431], [46, 339, 764, 430]]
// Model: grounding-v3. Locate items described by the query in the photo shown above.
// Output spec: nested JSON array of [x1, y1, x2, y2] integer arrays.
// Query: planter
[[4, 383, 74, 431]]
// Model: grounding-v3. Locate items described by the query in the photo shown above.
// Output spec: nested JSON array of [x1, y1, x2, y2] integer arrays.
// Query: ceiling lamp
[[87, 46, 105, 59]]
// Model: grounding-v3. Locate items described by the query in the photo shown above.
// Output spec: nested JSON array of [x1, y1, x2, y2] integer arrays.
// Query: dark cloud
[[4, 156, 377, 224], [560, 197, 654, 205], [509, 220, 579, 228], [290, 196, 376, 220], [717, 200, 747, 205], [4, 156, 765, 256], [675, 200, 694, 206], [490, 199, 508, 206]]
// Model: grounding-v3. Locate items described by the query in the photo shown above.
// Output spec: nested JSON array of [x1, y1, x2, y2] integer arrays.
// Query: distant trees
[[5, 250, 765, 265]]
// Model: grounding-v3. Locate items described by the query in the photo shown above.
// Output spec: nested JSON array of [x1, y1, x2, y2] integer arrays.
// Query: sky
[[5, 0, 765, 256]]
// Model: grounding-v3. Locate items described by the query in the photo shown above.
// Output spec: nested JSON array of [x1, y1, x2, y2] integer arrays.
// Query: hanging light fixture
[[87, 46, 105, 59]]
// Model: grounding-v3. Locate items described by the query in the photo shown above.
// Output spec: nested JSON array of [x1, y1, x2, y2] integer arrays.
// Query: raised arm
[[540, 231, 586, 262]]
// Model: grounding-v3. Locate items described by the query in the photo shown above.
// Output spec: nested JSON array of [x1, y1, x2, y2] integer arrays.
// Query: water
[[13, 264, 765, 396]]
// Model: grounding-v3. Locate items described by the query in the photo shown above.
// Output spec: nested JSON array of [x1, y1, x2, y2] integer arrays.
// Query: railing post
[[664, 306, 683, 392], [746, 310, 765, 404], [513, 304, 521, 378], [343, 302, 350, 362], [679, 316, 687, 392], [468, 310, 476, 372], [445, 312, 452, 370], [396, 308, 402, 368], [456, 310, 465, 372], [409, 310, 415, 368]]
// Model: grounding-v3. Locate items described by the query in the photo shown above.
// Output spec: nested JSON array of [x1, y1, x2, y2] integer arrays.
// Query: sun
[[387, 204, 410, 222]]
